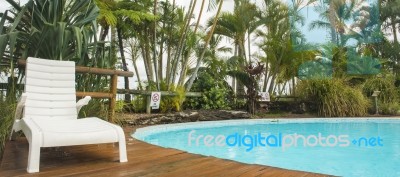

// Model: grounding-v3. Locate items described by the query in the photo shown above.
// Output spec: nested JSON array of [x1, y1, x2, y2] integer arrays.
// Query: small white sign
[[259, 92, 270, 102], [150, 92, 161, 109]]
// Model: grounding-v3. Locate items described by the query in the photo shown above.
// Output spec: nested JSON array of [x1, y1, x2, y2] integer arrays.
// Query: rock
[[124, 109, 251, 126]]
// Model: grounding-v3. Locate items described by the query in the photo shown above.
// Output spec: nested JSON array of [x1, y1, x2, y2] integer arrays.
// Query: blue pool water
[[133, 119, 400, 177]]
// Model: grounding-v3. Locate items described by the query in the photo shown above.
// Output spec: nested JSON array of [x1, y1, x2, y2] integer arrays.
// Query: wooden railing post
[[109, 74, 118, 122], [146, 95, 151, 114]]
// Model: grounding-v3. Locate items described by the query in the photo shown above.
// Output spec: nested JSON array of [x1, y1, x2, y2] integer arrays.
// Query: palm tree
[[309, 0, 371, 46], [257, 0, 315, 94], [199, 0, 259, 95]]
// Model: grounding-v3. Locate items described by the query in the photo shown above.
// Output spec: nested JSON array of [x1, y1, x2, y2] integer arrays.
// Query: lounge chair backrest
[[24, 57, 77, 120]]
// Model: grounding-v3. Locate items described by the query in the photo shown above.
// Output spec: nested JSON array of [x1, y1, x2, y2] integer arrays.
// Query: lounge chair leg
[[27, 141, 41, 173], [119, 139, 128, 162], [115, 127, 127, 162]]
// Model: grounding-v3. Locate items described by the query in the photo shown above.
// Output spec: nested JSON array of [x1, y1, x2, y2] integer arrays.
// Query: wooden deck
[[0, 127, 332, 177]]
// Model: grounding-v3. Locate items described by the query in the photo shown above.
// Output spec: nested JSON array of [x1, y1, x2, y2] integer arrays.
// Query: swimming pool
[[132, 118, 400, 177]]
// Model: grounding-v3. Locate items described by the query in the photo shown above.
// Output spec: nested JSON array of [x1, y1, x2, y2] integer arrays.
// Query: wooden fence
[[117, 89, 202, 114]]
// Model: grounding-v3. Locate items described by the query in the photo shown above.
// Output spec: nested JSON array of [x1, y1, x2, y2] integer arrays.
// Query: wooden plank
[[18, 59, 133, 77], [76, 92, 113, 98], [117, 89, 202, 97]]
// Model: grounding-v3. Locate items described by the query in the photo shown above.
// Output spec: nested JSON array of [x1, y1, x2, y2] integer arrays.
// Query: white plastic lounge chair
[[11, 57, 127, 173]]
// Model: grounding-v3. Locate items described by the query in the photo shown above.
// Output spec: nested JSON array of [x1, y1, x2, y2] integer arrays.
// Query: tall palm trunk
[[144, 30, 155, 84], [391, 16, 400, 66], [117, 27, 131, 102], [169, 0, 196, 87], [158, 9, 166, 82], [262, 68, 268, 92], [248, 32, 251, 63], [133, 60, 143, 90], [141, 44, 151, 83], [177, 56, 189, 86], [165, 0, 175, 86], [153, 0, 160, 90], [186, 0, 224, 92], [177, 0, 206, 87]]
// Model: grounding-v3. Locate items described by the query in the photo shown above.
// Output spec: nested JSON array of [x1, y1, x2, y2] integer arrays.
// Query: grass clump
[[297, 79, 369, 117], [362, 76, 400, 115], [362, 76, 398, 104], [0, 100, 17, 162]]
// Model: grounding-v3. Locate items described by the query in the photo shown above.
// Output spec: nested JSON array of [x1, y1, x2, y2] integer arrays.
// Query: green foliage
[[159, 83, 186, 113], [115, 100, 126, 113], [131, 95, 147, 113], [201, 87, 231, 110], [297, 79, 369, 117], [185, 71, 232, 110], [78, 99, 109, 120], [0, 96, 17, 161], [0, 0, 116, 120], [362, 76, 400, 115], [380, 102, 400, 115], [362, 76, 398, 104], [0, 0, 100, 65]]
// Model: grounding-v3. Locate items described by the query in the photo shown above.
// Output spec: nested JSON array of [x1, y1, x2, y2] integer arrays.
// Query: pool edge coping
[[132, 117, 400, 140]]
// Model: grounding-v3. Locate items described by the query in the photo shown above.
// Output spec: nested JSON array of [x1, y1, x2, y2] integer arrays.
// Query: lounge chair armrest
[[76, 96, 91, 113]]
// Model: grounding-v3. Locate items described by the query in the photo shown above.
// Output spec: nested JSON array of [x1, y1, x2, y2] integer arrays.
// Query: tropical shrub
[[184, 71, 232, 110], [362, 76, 400, 115], [131, 95, 147, 113], [362, 76, 398, 104], [201, 87, 231, 110], [380, 102, 400, 115], [135, 82, 186, 113], [297, 79, 369, 117], [159, 84, 186, 113]]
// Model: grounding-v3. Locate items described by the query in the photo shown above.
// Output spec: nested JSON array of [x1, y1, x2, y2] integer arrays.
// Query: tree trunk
[[170, 0, 197, 86], [133, 60, 143, 90], [186, 0, 224, 92], [111, 27, 118, 68], [166, 43, 172, 85], [262, 69, 268, 92], [193, 0, 206, 34], [100, 25, 109, 41], [165, 0, 175, 87], [144, 30, 155, 84], [153, 0, 159, 90], [178, 54, 190, 86], [268, 73, 276, 94], [158, 12, 166, 83], [175, 0, 206, 88], [141, 45, 152, 84], [248, 32, 251, 64], [117, 27, 131, 102], [391, 16, 399, 66], [291, 77, 296, 97]]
